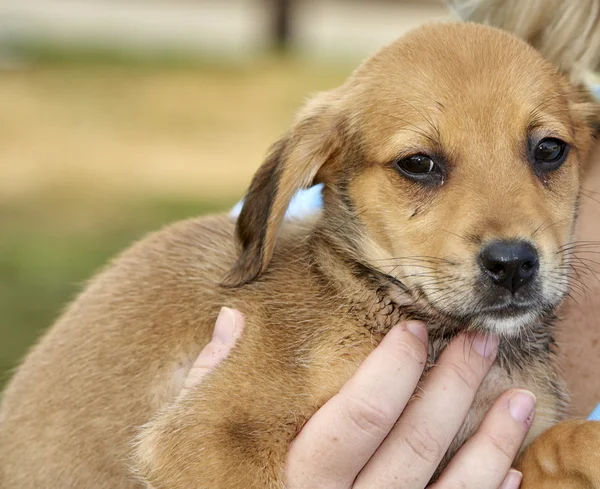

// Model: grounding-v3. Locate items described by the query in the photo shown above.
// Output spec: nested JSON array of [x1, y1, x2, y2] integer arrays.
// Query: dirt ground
[[0, 58, 348, 205]]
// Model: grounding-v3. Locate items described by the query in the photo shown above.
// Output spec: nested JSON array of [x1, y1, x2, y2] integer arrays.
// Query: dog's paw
[[518, 420, 600, 488]]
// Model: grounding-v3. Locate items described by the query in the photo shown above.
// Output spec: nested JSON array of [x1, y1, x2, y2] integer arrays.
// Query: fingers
[[499, 469, 523, 489], [180, 310, 529, 489], [355, 333, 498, 488], [178, 307, 244, 399], [433, 389, 535, 489], [285, 321, 429, 489]]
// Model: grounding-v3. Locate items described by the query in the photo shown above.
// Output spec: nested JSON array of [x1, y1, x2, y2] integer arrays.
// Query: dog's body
[[0, 215, 567, 488], [1, 22, 600, 489]]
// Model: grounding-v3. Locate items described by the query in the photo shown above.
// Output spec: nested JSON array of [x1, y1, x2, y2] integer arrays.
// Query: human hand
[[182, 307, 533, 489]]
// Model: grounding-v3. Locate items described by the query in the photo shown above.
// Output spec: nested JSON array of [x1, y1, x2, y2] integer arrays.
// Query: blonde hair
[[448, 0, 600, 80]]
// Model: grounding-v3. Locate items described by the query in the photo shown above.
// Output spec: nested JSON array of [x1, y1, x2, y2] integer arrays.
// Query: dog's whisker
[[533, 218, 568, 238], [580, 189, 600, 206], [531, 217, 554, 238]]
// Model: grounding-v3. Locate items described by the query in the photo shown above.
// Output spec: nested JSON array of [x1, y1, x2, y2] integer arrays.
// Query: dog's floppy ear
[[222, 92, 343, 287], [448, 0, 600, 80]]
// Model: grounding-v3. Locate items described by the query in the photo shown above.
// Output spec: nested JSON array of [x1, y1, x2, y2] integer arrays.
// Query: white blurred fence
[[0, 0, 449, 59]]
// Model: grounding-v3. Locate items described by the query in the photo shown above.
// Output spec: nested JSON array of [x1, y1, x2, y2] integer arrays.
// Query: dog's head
[[226, 23, 598, 335]]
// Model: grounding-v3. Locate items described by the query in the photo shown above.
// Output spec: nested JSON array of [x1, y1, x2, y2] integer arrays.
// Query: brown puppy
[[0, 23, 598, 488]]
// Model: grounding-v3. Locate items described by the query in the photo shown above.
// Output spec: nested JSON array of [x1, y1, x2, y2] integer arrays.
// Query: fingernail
[[499, 469, 523, 489], [212, 307, 237, 344], [472, 333, 498, 359], [509, 390, 536, 425], [405, 321, 428, 346]]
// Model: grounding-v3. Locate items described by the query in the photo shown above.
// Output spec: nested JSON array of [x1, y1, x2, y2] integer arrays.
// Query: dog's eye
[[395, 155, 435, 175], [533, 138, 569, 172], [394, 154, 443, 185]]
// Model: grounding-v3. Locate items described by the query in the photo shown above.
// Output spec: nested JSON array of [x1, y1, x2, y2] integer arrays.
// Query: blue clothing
[[589, 403, 600, 421], [229, 183, 323, 221]]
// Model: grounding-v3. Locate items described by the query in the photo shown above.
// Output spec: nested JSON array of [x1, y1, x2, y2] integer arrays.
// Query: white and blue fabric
[[589, 403, 600, 421], [230, 183, 324, 221]]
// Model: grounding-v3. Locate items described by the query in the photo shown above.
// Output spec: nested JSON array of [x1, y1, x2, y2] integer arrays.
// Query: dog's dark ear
[[448, 0, 600, 80], [222, 92, 343, 287]]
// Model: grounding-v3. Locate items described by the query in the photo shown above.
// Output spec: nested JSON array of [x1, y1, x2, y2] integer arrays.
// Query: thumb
[[178, 307, 244, 399]]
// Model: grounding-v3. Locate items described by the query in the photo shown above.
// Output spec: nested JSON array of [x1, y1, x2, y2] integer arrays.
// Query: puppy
[[0, 22, 599, 489]]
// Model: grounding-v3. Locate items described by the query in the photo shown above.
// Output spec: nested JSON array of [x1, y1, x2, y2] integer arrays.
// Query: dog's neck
[[306, 218, 558, 370], [308, 225, 415, 335]]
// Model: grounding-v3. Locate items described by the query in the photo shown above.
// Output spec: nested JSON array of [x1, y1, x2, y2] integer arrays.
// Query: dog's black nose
[[480, 240, 539, 294]]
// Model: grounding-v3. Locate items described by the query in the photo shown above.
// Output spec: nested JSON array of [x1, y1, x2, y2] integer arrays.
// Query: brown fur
[[0, 23, 598, 488], [518, 420, 600, 488]]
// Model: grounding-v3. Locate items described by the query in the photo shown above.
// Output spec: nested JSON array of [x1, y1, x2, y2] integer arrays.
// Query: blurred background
[[0, 0, 450, 387]]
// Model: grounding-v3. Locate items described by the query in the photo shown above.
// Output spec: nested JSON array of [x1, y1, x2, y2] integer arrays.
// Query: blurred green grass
[[4, 37, 255, 69], [0, 195, 233, 388]]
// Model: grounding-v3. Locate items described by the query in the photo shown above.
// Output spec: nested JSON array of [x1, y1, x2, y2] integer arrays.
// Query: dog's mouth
[[473, 300, 538, 318], [405, 282, 556, 334], [378, 258, 565, 334], [467, 300, 548, 330]]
